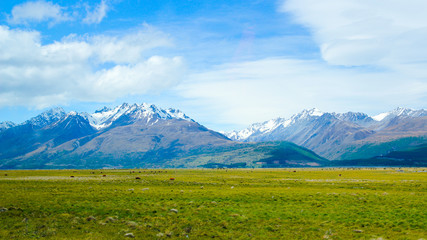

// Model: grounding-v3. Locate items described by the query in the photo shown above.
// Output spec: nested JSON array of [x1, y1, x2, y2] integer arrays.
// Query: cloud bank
[[0, 25, 185, 108]]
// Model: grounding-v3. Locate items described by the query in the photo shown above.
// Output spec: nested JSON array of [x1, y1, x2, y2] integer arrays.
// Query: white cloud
[[7, 0, 70, 25], [89, 25, 173, 64], [0, 25, 185, 108], [83, 0, 109, 24], [177, 57, 426, 130], [280, 0, 427, 68]]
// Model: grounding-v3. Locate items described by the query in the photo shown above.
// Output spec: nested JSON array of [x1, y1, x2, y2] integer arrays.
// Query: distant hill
[[174, 141, 328, 169], [329, 144, 427, 167], [0, 103, 325, 169]]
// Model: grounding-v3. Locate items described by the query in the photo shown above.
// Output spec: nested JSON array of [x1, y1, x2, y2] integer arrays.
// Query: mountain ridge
[[224, 107, 427, 160]]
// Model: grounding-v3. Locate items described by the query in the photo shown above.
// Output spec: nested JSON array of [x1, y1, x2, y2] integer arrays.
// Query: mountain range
[[1, 104, 425, 169], [0, 103, 326, 169], [224, 107, 427, 160]]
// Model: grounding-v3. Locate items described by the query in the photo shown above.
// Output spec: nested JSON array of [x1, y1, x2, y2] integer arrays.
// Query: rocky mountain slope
[[224, 108, 427, 160]]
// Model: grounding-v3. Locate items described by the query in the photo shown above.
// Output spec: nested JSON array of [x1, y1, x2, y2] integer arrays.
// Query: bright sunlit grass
[[0, 168, 426, 239]]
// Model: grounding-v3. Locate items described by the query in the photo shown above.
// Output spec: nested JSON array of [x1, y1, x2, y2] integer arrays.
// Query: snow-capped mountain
[[333, 112, 374, 126], [0, 121, 16, 132], [226, 107, 426, 141], [4, 103, 194, 131], [225, 107, 427, 160], [0, 103, 238, 169], [23, 107, 67, 129], [372, 107, 427, 121], [82, 103, 194, 130], [226, 108, 326, 142]]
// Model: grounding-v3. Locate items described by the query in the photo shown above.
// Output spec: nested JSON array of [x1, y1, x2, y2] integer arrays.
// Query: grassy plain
[[0, 168, 426, 239]]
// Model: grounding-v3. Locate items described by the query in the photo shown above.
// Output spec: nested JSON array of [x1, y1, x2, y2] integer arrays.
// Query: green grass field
[[0, 168, 426, 239]]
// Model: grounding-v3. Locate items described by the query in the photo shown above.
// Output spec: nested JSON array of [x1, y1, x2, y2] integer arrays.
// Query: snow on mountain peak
[[389, 107, 426, 117], [372, 107, 426, 121], [394, 107, 415, 114], [293, 108, 324, 120], [333, 112, 373, 125], [25, 107, 67, 128], [165, 108, 192, 121], [372, 112, 390, 121], [225, 108, 326, 141], [309, 108, 324, 116], [0, 121, 16, 131], [85, 103, 193, 129]]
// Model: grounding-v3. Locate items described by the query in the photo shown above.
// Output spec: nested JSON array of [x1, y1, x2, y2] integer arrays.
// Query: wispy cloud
[[7, 0, 71, 25], [6, 0, 112, 26], [0, 25, 184, 108], [280, 0, 427, 68], [83, 0, 109, 24]]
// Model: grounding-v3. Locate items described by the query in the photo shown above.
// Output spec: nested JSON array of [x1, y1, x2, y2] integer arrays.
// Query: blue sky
[[0, 0, 426, 131]]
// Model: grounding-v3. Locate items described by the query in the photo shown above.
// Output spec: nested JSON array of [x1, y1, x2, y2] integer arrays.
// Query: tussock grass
[[0, 168, 426, 239]]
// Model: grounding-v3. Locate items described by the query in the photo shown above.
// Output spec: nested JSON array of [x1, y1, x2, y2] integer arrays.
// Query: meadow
[[0, 168, 426, 239]]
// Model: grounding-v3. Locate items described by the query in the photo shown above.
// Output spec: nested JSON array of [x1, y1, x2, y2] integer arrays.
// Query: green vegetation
[[331, 143, 427, 167], [384, 144, 427, 161], [0, 169, 426, 239], [173, 141, 327, 168], [337, 136, 427, 160], [1, 141, 327, 169]]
